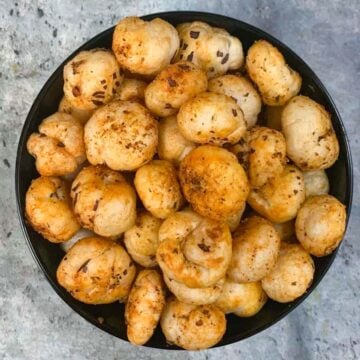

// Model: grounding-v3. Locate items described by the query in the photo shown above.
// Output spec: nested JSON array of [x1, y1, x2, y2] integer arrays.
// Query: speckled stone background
[[0, 0, 359, 359]]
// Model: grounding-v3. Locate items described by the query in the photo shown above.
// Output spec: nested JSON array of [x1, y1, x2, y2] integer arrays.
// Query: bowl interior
[[15, 11, 352, 349]]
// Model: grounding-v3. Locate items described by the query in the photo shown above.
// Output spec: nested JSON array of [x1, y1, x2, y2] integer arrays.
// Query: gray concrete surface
[[0, 0, 359, 359]]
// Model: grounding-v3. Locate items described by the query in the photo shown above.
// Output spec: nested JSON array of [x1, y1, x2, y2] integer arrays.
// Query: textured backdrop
[[0, 0, 359, 359]]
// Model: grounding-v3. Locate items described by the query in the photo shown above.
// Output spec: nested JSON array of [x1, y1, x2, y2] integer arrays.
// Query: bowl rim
[[15, 10, 353, 349]]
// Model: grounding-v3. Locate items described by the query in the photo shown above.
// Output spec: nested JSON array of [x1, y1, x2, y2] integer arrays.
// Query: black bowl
[[16, 11, 353, 349]]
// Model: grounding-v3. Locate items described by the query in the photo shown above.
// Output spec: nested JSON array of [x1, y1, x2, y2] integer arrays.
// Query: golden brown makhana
[[160, 297, 226, 350], [145, 61, 208, 117], [27, 112, 86, 177], [180, 145, 249, 220], [281, 96, 339, 170], [177, 92, 247, 146], [208, 74, 261, 128], [134, 160, 183, 219], [125, 270, 166, 345], [123, 211, 162, 268], [228, 216, 281, 283], [246, 40, 301, 106], [295, 195, 346, 257], [247, 165, 306, 223], [261, 243, 314, 303], [157, 115, 196, 166], [70, 165, 136, 238], [175, 21, 243, 78], [57, 237, 136, 304], [24, 17, 348, 349], [114, 78, 148, 103], [215, 279, 267, 317], [112, 17, 179, 76], [84, 100, 158, 171], [63, 49, 123, 110], [25, 176, 80, 243], [157, 209, 232, 288]]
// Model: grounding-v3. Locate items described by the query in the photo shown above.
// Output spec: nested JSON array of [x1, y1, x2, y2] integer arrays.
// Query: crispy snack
[[25, 176, 80, 243], [157, 115, 196, 166], [215, 279, 267, 317], [124, 211, 162, 267], [282, 96, 339, 170], [247, 165, 305, 223], [112, 17, 179, 75], [261, 243, 314, 303], [160, 297, 226, 350], [57, 237, 136, 304], [175, 21, 243, 78], [246, 40, 301, 105], [70, 165, 136, 237], [177, 92, 246, 146], [157, 209, 232, 288], [27, 112, 86, 177], [84, 100, 158, 171], [180, 146, 249, 220], [125, 270, 166, 345], [295, 195, 346, 257], [145, 61, 207, 117], [63, 49, 123, 110], [134, 160, 183, 219], [208, 74, 261, 128], [228, 216, 281, 283]]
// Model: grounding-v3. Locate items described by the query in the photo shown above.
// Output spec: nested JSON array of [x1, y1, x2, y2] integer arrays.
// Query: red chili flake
[[187, 51, 194, 61], [112, 72, 117, 79], [232, 109, 238, 117], [198, 243, 210, 252], [71, 60, 85, 74], [72, 86, 81, 97], [190, 31, 200, 39], [100, 79, 106, 84], [77, 259, 90, 273], [195, 320, 203, 326], [72, 183, 80, 192], [182, 43, 188, 50], [221, 53, 229, 64], [178, 63, 191, 71], [167, 78, 177, 87], [49, 192, 59, 199], [57, 141, 65, 147], [93, 199, 99, 211], [216, 50, 223, 57], [92, 100, 103, 106], [73, 192, 79, 206]]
